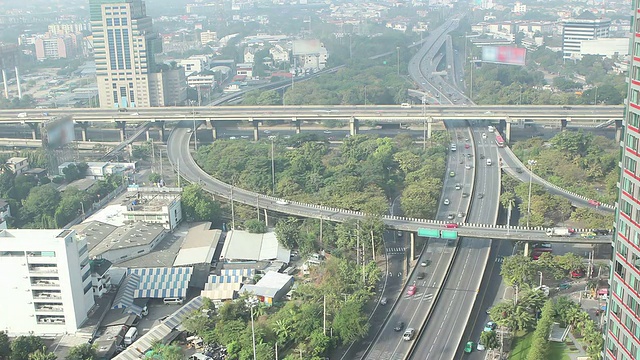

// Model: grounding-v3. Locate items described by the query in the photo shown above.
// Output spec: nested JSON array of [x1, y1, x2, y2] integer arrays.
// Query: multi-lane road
[[363, 123, 475, 360]]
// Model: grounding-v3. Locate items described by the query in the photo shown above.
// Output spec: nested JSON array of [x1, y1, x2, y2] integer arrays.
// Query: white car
[[130, 112, 140, 116], [477, 341, 485, 351], [276, 200, 289, 205], [443, 198, 450, 205], [482, 133, 487, 139]]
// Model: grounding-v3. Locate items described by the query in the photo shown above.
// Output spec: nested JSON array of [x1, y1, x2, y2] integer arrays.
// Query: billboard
[[482, 46, 526, 66], [292, 39, 323, 55], [41, 116, 75, 149]]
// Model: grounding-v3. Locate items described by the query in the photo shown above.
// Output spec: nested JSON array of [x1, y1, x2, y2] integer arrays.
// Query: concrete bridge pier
[[77, 121, 90, 142], [615, 119, 624, 142], [410, 232, 415, 261], [427, 117, 433, 139], [27, 122, 39, 140], [293, 117, 301, 134], [115, 121, 126, 142], [499, 119, 506, 136], [505, 120, 512, 143], [145, 129, 151, 141], [523, 242, 530, 257], [2, 69, 8, 99], [561, 118, 569, 132], [349, 117, 359, 136], [252, 119, 260, 141], [159, 122, 166, 142], [209, 120, 219, 140]]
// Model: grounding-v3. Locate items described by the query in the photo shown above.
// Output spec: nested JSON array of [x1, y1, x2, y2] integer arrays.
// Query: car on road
[[462, 192, 469, 198], [449, 171, 455, 177], [443, 198, 450, 205], [417, 272, 426, 280], [451, 144, 457, 151], [465, 164, 472, 170], [581, 232, 597, 239], [445, 223, 459, 229], [588, 199, 601, 206], [477, 340, 485, 351], [323, 130, 332, 134], [407, 285, 417, 296], [484, 322, 497, 332], [480, 154, 485, 159], [455, 183, 462, 190], [515, 167, 523, 173], [457, 212, 465, 218], [420, 260, 430, 267], [593, 229, 610, 235], [400, 103, 412, 108], [264, 130, 272, 134], [240, 135, 250, 139], [447, 213, 455, 220], [482, 133, 487, 139], [130, 112, 140, 116], [478, 193, 484, 199], [571, 269, 585, 278], [464, 341, 474, 353], [464, 143, 470, 149], [394, 321, 405, 332], [403, 328, 415, 341], [380, 297, 388, 305], [276, 200, 289, 205], [467, 153, 473, 158], [397, 231, 403, 238]]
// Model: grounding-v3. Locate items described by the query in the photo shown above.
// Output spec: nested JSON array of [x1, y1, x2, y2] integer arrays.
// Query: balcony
[[28, 266, 58, 274], [34, 305, 64, 313], [33, 292, 62, 300], [30, 281, 60, 288]]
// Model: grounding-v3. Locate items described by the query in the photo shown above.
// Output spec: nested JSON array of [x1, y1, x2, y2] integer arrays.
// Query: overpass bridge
[[167, 126, 611, 246], [0, 104, 624, 142]]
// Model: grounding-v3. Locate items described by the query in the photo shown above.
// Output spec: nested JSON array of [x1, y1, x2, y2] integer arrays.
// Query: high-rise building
[[604, 3, 640, 358], [90, 0, 185, 108], [35, 35, 78, 60], [0, 229, 95, 336], [561, 11, 610, 60]]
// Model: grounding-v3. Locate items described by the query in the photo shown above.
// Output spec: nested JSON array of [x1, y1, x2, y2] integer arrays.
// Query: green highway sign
[[417, 228, 440, 238], [440, 230, 458, 240]]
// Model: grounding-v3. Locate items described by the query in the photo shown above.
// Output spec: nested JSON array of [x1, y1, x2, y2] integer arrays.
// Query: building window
[[114, 18, 120, 26], [617, 241, 629, 258], [122, 18, 127, 26], [615, 260, 626, 279], [106, 19, 112, 26]]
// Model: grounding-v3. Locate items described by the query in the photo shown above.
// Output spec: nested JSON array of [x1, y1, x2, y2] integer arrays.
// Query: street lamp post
[[192, 109, 198, 151], [271, 138, 276, 195], [526, 159, 537, 227], [250, 302, 257, 360], [594, 86, 598, 105], [422, 95, 427, 150], [538, 271, 543, 288]]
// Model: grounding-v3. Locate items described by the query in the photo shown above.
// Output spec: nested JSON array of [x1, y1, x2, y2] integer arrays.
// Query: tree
[[244, 219, 267, 233], [500, 255, 537, 287], [480, 330, 499, 350], [65, 344, 96, 360], [182, 312, 215, 338], [0, 332, 10, 360], [10, 336, 46, 360], [275, 217, 299, 249], [180, 184, 221, 223], [19, 186, 61, 228], [331, 300, 369, 344], [144, 343, 183, 360], [27, 348, 55, 360], [148, 173, 162, 184]]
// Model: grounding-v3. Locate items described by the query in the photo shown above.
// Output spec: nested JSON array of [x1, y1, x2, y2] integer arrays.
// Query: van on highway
[[486, 159, 492, 166], [400, 103, 412, 108]]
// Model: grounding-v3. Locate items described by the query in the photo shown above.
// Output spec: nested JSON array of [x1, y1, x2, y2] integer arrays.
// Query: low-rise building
[[200, 30, 217, 45], [83, 221, 166, 264], [0, 199, 11, 229], [123, 187, 183, 231], [187, 74, 216, 89], [236, 63, 254, 77], [241, 271, 294, 306], [220, 230, 290, 264], [5, 157, 29, 175], [179, 56, 210, 77]]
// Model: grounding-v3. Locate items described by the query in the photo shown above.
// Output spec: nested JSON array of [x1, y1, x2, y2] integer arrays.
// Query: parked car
[[484, 322, 496, 332], [571, 269, 585, 278], [464, 341, 474, 353]]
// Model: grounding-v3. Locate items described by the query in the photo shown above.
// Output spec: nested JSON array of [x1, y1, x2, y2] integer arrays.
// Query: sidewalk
[[564, 330, 588, 360]]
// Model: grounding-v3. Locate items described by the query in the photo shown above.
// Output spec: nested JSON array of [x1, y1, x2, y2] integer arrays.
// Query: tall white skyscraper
[[0, 229, 95, 336]]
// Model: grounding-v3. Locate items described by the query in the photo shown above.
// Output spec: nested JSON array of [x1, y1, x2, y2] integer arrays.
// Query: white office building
[[562, 12, 611, 60], [0, 229, 95, 336]]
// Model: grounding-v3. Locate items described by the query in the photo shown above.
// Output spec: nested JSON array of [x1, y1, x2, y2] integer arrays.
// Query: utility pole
[[275, 343, 278, 360], [422, 95, 427, 150], [356, 223, 360, 266], [319, 216, 323, 247], [371, 230, 375, 261], [177, 159, 181, 188], [362, 241, 366, 284], [151, 139, 155, 173], [256, 194, 260, 219], [271, 139, 276, 195], [159, 149, 163, 182], [231, 185, 235, 230], [323, 295, 326, 336]]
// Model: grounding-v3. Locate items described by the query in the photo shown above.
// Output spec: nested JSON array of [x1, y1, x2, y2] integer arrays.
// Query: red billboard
[[481, 46, 526, 66]]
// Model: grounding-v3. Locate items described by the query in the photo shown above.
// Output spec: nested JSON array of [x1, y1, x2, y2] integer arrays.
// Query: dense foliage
[[511, 131, 619, 205], [195, 133, 448, 218], [183, 252, 380, 359]]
